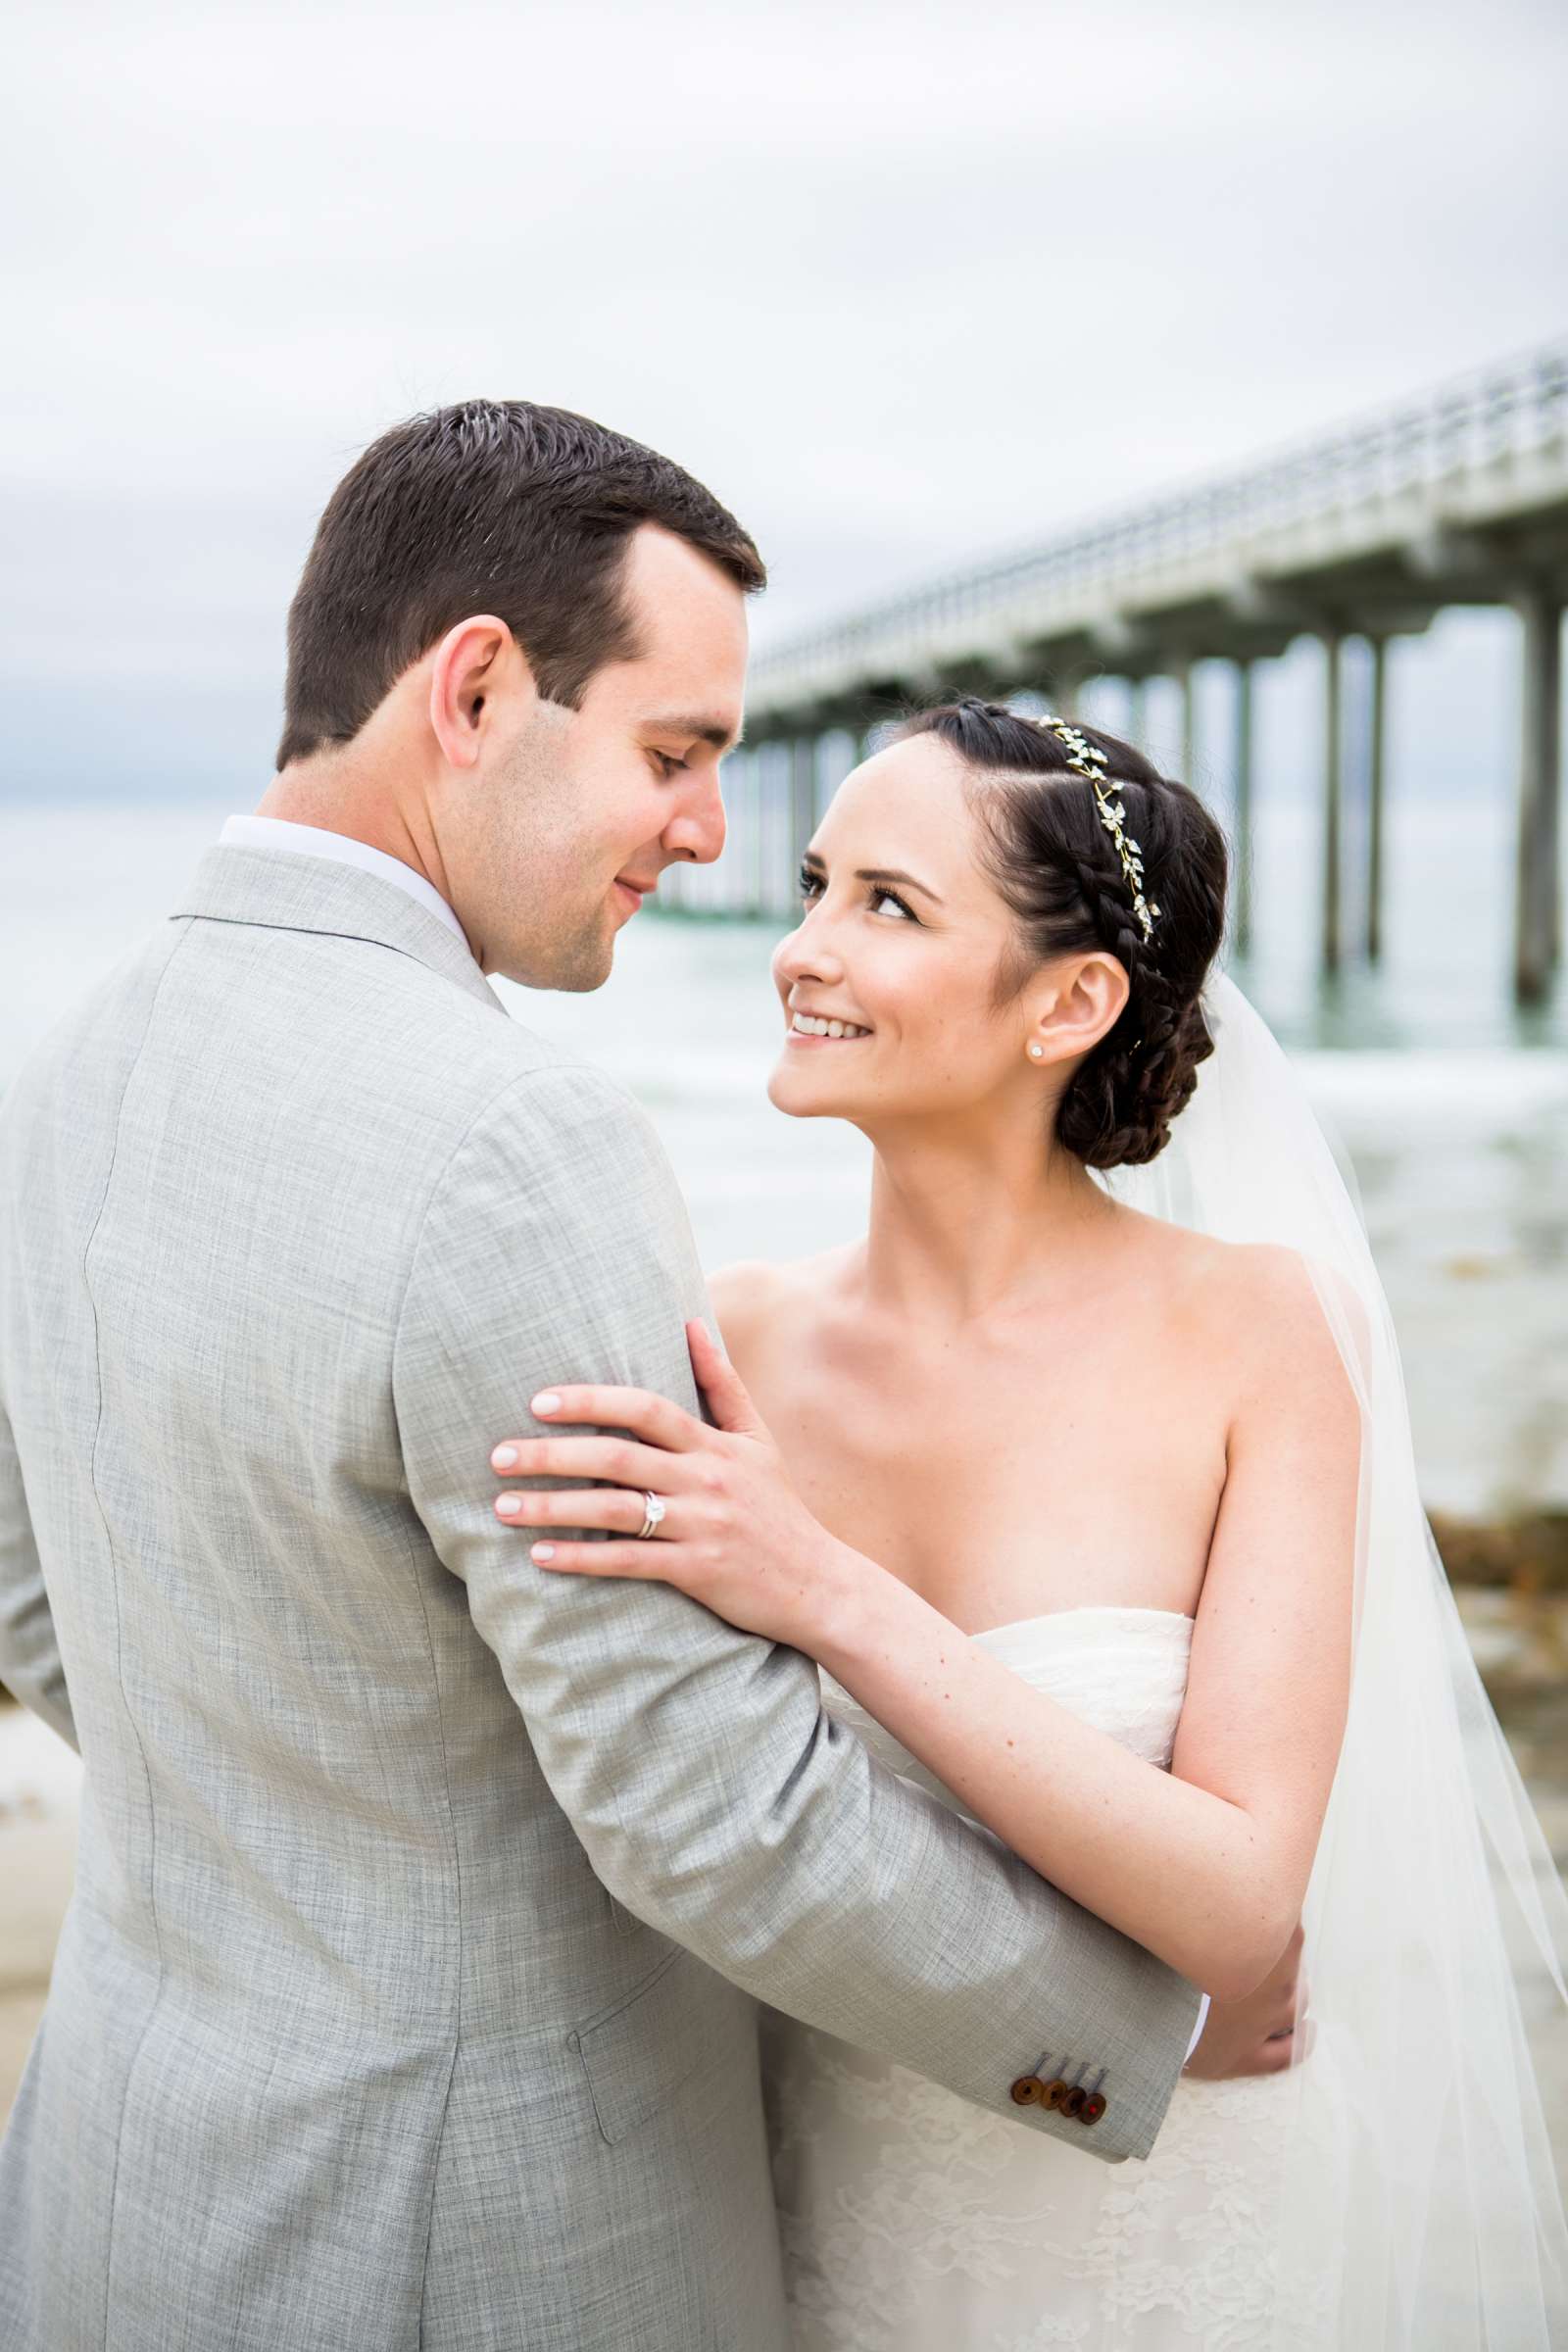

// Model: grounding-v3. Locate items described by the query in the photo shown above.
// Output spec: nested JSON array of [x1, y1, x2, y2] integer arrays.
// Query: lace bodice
[[768, 1602, 1345, 2350]]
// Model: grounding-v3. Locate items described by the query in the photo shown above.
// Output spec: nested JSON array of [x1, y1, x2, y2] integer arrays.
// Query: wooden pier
[[665, 341, 1568, 1004]]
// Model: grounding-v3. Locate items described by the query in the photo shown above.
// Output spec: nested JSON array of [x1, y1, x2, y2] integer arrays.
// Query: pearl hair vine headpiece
[[1032, 713, 1160, 945]]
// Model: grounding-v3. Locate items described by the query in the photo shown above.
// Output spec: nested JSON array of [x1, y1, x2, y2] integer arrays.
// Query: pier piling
[[1515, 595, 1563, 1003]]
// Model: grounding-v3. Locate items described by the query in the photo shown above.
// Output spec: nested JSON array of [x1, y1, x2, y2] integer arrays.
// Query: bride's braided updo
[[897, 698, 1228, 1168]]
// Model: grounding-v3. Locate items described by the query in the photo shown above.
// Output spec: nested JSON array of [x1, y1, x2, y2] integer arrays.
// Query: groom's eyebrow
[[649, 711, 744, 753]]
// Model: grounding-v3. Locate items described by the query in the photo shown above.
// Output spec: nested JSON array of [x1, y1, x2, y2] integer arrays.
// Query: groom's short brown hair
[[275, 400, 765, 769]]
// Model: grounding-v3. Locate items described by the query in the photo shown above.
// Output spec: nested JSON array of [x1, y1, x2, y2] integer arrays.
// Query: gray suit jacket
[[0, 844, 1199, 2352]]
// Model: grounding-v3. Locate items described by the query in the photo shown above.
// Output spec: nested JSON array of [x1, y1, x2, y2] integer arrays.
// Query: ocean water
[[2, 797, 1565, 1521]]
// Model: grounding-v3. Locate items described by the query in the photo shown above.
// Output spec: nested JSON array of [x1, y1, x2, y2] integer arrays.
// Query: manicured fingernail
[[532, 1544, 557, 1563], [492, 1445, 517, 1469], [532, 1393, 561, 1417], [496, 1494, 523, 1518]]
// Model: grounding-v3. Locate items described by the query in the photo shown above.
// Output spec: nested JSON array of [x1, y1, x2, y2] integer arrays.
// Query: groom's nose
[[662, 767, 727, 867]]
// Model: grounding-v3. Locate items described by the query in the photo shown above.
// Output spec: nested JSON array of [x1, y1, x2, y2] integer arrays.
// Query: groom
[[0, 402, 1217, 2351]]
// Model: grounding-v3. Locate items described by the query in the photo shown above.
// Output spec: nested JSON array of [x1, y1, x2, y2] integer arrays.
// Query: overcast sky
[[3, 0, 1564, 798]]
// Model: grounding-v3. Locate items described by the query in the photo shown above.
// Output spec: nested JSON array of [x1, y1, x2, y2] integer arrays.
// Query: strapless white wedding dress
[[762, 1606, 1347, 2350]]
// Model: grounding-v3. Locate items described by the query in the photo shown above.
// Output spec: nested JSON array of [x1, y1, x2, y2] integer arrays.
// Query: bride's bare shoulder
[[708, 1249, 855, 1368], [1133, 1214, 1351, 1394], [1151, 1219, 1311, 1300]]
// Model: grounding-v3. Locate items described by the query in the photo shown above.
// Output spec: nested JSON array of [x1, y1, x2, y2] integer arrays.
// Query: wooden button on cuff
[[1012, 2062, 1108, 2125]]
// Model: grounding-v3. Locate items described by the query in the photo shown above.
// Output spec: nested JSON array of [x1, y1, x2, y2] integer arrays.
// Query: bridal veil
[[1109, 974, 1568, 2348]]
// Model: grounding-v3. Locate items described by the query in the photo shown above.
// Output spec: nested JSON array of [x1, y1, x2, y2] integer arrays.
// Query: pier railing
[[746, 340, 1568, 716]]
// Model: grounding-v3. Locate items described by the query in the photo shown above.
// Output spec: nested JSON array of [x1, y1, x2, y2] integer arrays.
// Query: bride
[[486, 700, 1568, 2346]]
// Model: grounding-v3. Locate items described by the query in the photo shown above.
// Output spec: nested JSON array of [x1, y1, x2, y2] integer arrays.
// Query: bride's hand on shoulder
[[486, 1319, 865, 1652]]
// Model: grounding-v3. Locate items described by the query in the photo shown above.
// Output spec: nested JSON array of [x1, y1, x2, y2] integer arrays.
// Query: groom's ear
[[427, 615, 537, 768], [1026, 953, 1131, 1068]]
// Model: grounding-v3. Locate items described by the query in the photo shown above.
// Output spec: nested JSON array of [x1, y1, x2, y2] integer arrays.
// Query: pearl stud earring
[[1028, 1043, 1045, 1060]]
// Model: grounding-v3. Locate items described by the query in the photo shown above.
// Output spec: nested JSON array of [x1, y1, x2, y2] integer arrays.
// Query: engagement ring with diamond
[[636, 1493, 666, 1542]]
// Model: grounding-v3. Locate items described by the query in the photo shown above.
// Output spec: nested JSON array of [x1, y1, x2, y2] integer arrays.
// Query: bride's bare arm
[[783, 1258, 1353, 2000], [489, 1253, 1358, 2003]]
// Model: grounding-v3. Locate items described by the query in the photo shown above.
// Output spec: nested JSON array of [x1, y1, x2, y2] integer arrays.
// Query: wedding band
[[636, 1492, 666, 1542]]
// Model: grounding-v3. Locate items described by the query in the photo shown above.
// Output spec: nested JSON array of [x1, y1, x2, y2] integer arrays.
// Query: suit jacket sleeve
[[0, 1391, 78, 1752], [393, 1059, 1200, 2160]]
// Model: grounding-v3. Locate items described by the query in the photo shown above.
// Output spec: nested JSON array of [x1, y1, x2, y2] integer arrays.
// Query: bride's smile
[[767, 732, 1137, 1176]]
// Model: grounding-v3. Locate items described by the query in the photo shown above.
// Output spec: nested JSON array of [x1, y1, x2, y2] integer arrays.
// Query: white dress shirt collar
[[219, 815, 473, 957]]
